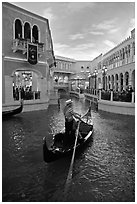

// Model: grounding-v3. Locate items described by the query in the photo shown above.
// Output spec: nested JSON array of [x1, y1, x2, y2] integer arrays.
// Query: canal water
[[2, 98, 135, 202]]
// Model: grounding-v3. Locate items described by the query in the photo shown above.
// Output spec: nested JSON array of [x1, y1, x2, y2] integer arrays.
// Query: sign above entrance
[[27, 43, 38, 65]]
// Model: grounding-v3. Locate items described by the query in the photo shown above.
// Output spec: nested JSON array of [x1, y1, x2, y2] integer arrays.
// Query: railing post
[[99, 90, 101, 100], [132, 92, 135, 103], [19, 90, 21, 101], [110, 91, 113, 101], [33, 91, 35, 100]]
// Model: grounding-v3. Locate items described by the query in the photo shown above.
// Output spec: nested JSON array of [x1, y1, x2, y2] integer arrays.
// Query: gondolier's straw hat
[[66, 99, 73, 106]]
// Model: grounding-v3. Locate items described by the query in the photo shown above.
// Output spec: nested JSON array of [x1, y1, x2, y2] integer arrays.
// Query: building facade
[[69, 60, 92, 91], [2, 2, 55, 109], [46, 28, 135, 99], [90, 29, 135, 92], [50, 55, 76, 96]]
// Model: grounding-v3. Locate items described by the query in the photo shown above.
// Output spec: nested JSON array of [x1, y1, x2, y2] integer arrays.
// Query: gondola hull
[[2, 100, 23, 119], [43, 119, 93, 163]]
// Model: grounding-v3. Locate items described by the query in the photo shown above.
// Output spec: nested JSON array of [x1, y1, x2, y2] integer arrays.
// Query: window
[[122, 48, 125, 59], [32, 25, 39, 43], [81, 66, 84, 72], [24, 22, 31, 41], [86, 66, 89, 72], [133, 42, 135, 55], [128, 45, 130, 56], [15, 19, 22, 39]]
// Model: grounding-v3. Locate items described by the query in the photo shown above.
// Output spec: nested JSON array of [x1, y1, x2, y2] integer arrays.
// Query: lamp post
[[88, 73, 91, 93], [93, 69, 98, 90], [102, 66, 107, 90]]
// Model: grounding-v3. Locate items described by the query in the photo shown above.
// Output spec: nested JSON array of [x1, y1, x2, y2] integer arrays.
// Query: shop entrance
[[13, 70, 41, 101]]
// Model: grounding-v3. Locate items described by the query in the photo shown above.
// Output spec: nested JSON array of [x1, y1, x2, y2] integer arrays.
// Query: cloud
[[42, 8, 56, 22], [125, 18, 135, 37], [108, 28, 119, 34], [90, 31, 104, 35], [54, 42, 96, 60], [69, 33, 84, 40], [92, 19, 117, 31], [104, 40, 116, 49], [54, 43, 70, 50], [66, 2, 95, 13], [73, 43, 95, 51]]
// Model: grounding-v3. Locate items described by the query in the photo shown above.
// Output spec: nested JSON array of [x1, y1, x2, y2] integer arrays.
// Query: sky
[[11, 1, 135, 61]]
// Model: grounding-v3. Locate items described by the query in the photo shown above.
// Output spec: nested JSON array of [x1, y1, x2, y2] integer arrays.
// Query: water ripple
[[2, 98, 135, 202]]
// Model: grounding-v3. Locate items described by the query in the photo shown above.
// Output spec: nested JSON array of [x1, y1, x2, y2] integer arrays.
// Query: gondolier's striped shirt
[[63, 106, 74, 122]]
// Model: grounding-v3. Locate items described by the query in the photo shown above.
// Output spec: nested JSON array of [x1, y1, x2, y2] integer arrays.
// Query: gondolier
[[43, 105, 93, 163], [63, 99, 81, 146]]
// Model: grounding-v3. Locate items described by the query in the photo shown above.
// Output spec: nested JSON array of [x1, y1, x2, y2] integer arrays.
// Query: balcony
[[12, 38, 44, 55], [54, 68, 74, 74], [54, 82, 69, 88]]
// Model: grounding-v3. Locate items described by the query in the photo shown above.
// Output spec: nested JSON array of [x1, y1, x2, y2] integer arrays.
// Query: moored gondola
[[43, 113, 93, 163], [2, 100, 23, 119]]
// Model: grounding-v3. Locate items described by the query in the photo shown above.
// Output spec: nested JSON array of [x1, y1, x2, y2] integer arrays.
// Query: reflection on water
[[2, 98, 135, 202]]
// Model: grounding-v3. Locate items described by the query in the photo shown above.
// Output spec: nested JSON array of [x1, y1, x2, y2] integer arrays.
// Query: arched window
[[64, 63, 66, 69], [81, 66, 84, 72], [32, 25, 39, 43], [132, 42, 135, 55], [111, 75, 114, 89], [128, 44, 130, 57], [120, 73, 123, 91], [125, 72, 129, 87], [108, 75, 111, 89], [132, 70, 135, 90], [122, 48, 125, 59], [24, 22, 31, 41], [15, 19, 22, 39], [119, 50, 122, 60], [115, 74, 118, 91], [117, 51, 119, 61]]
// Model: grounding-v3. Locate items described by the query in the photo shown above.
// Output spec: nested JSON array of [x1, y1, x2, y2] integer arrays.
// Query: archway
[[120, 73, 123, 91], [58, 88, 67, 98], [105, 76, 107, 90], [131, 70, 135, 91], [98, 77, 101, 89], [111, 75, 114, 90], [108, 75, 111, 90], [125, 72, 129, 90], [115, 74, 118, 91]]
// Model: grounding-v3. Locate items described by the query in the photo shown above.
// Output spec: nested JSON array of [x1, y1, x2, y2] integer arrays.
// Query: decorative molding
[[4, 56, 46, 65]]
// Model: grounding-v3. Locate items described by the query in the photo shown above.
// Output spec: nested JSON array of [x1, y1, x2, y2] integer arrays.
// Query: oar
[[63, 119, 81, 200], [63, 106, 91, 200]]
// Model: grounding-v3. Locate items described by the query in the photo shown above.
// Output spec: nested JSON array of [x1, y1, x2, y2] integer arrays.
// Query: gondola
[[2, 100, 23, 119], [43, 108, 93, 163]]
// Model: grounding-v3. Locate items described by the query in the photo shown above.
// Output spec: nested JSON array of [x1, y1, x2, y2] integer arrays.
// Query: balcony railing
[[54, 82, 69, 88], [12, 38, 44, 55]]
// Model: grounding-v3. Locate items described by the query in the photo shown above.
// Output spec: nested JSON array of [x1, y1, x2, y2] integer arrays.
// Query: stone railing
[[12, 38, 44, 55], [99, 90, 135, 103]]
